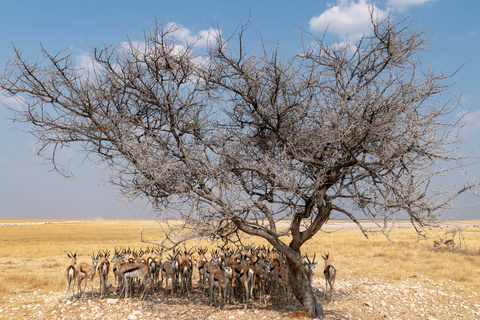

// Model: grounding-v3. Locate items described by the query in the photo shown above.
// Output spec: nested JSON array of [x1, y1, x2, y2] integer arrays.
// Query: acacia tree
[[1, 15, 477, 317]]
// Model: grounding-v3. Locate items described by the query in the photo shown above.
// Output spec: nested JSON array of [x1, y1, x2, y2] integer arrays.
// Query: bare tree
[[1, 15, 477, 317]]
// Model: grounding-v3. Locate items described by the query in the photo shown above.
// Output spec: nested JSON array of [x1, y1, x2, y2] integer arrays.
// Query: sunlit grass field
[[1, 219, 479, 306]]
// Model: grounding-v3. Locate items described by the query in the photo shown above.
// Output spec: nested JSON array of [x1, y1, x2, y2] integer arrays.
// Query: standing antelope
[[161, 253, 178, 297], [180, 249, 194, 295], [239, 265, 256, 308], [197, 247, 209, 291], [322, 252, 336, 298], [77, 252, 99, 298], [112, 248, 125, 293], [203, 250, 218, 299], [97, 250, 110, 298], [65, 252, 77, 300], [443, 239, 456, 249], [304, 253, 317, 283], [433, 239, 443, 249], [270, 257, 290, 306], [153, 248, 163, 287], [145, 249, 157, 288], [252, 254, 269, 304], [211, 264, 230, 309], [112, 254, 150, 300]]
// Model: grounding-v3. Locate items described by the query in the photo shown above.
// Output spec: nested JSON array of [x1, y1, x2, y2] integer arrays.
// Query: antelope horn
[[305, 254, 311, 264]]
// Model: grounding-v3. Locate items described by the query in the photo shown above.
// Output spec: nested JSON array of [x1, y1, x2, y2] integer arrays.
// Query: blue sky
[[0, 0, 479, 220]]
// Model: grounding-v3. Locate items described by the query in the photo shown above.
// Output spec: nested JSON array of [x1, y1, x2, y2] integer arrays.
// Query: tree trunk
[[285, 254, 324, 318]]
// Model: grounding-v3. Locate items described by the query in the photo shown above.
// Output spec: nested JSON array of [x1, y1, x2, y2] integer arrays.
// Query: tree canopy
[[1, 14, 477, 317]]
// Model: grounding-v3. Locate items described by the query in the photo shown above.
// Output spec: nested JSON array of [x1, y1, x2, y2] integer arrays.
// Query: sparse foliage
[[1, 13, 478, 317]]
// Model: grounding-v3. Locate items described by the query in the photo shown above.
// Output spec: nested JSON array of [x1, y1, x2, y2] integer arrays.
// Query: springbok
[[211, 264, 231, 309], [303, 253, 317, 283], [145, 249, 157, 288], [197, 247, 209, 291], [112, 254, 150, 300], [161, 252, 178, 297], [270, 257, 290, 306], [112, 248, 125, 293], [180, 248, 194, 295], [203, 250, 218, 299], [443, 239, 456, 249], [65, 252, 77, 299], [322, 252, 336, 298], [97, 250, 110, 298], [153, 248, 163, 287], [252, 254, 269, 304], [77, 252, 99, 298], [433, 239, 443, 249], [240, 266, 256, 308]]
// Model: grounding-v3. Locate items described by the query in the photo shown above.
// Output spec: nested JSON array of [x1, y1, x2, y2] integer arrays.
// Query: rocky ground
[[1, 277, 479, 320]]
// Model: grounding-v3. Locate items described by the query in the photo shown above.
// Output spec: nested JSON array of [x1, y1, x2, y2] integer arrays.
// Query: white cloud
[[386, 0, 436, 13], [309, 0, 388, 41], [75, 52, 104, 81], [196, 28, 221, 47], [0, 91, 26, 112], [166, 22, 221, 47]]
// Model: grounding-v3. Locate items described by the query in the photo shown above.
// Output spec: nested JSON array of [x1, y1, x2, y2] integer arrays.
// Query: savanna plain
[[0, 219, 479, 320]]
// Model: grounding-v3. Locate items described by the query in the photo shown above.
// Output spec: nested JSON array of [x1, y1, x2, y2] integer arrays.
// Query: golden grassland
[[0, 219, 479, 306]]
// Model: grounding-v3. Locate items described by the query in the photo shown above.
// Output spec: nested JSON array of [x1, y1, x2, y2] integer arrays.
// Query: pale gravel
[[1, 276, 479, 320]]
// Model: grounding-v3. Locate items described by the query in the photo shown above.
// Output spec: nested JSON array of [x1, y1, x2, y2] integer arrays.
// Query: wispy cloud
[[386, 0, 436, 13], [76, 53, 102, 73], [0, 91, 26, 112], [309, 0, 388, 41], [458, 108, 480, 135]]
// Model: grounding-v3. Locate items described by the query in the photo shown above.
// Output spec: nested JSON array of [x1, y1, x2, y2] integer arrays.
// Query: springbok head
[[304, 253, 317, 275], [321, 251, 332, 266]]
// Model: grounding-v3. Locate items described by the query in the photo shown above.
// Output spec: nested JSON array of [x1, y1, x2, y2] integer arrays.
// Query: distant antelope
[[65, 252, 77, 300], [443, 239, 456, 248], [322, 252, 336, 298], [77, 252, 99, 298], [433, 239, 443, 249]]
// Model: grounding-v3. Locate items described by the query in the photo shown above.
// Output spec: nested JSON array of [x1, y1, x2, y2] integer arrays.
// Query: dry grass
[[306, 226, 480, 284], [1, 219, 479, 307]]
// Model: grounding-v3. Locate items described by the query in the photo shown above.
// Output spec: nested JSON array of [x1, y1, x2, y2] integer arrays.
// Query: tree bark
[[285, 253, 323, 318]]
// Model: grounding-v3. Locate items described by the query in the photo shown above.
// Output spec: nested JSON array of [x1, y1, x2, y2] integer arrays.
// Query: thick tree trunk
[[233, 217, 324, 317], [285, 254, 323, 318]]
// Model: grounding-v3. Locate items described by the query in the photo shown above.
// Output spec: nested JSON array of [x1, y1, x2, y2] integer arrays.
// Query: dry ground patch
[[0, 219, 479, 319]]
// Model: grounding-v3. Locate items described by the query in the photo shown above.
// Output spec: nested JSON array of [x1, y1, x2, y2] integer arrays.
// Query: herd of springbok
[[64, 245, 337, 308]]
